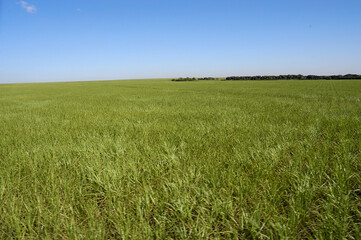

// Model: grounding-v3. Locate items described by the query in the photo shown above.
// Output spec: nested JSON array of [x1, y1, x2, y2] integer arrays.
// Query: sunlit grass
[[0, 79, 360, 239]]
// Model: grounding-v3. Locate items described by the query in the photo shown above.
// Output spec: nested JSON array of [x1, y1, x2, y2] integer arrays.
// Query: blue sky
[[0, 0, 361, 83]]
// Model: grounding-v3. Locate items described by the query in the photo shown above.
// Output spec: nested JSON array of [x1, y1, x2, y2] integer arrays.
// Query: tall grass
[[0, 79, 360, 239]]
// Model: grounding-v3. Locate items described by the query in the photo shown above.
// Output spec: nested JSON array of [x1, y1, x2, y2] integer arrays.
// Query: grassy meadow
[[0, 79, 360, 239]]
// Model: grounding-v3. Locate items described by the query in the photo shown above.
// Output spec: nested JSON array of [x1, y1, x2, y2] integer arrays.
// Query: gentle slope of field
[[0, 79, 360, 239]]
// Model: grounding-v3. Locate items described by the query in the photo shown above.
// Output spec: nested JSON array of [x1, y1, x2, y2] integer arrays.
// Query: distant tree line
[[172, 74, 361, 82], [225, 74, 361, 81], [171, 77, 218, 81], [171, 77, 197, 81]]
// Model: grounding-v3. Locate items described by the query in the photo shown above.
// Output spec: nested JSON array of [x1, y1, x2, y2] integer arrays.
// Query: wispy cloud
[[18, 1, 37, 13]]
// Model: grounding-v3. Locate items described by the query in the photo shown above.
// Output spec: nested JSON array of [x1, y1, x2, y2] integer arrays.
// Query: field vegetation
[[0, 79, 360, 239]]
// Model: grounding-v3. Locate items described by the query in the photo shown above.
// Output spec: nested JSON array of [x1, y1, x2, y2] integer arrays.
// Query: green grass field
[[0, 79, 360, 239]]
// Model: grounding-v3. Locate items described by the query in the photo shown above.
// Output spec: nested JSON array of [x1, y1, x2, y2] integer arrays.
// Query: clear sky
[[0, 0, 361, 83]]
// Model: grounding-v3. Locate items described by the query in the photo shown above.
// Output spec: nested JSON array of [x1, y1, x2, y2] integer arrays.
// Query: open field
[[0, 79, 360, 239]]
